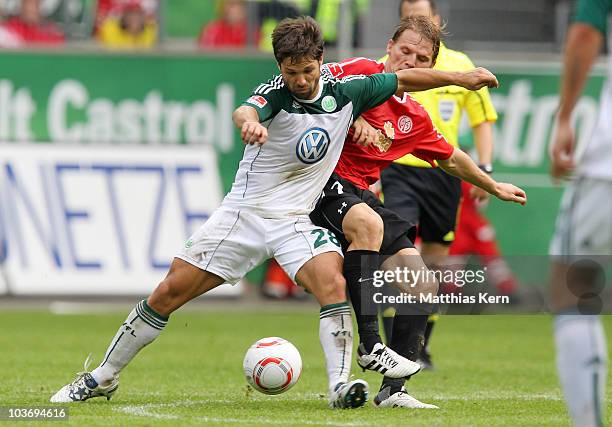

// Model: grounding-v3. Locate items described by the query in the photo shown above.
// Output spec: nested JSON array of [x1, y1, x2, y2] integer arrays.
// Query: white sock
[[319, 302, 353, 394], [91, 300, 168, 386], [555, 314, 607, 427]]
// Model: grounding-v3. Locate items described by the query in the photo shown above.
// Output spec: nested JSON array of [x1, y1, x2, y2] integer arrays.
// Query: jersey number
[[331, 181, 344, 194], [311, 229, 340, 249]]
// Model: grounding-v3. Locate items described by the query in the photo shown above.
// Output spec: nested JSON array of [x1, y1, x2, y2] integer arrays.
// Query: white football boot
[[373, 386, 438, 409], [357, 343, 421, 378], [329, 379, 369, 409], [50, 356, 119, 403]]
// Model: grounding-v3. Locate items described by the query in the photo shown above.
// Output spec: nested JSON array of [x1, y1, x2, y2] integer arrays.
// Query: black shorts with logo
[[309, 173, 415, 255], [380, 163, 461, 245]]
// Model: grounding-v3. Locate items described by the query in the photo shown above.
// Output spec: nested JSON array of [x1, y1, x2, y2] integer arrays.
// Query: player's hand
[[460, 67, 499, 90], [549, 118, 576, 182], [470, 185, 490, 203], [493, 182, 527, 205], [352, 116, 378, 147], [241, 121, 268, 146]]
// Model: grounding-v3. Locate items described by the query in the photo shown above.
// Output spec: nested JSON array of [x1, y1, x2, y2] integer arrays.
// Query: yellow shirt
[[98, 18, 157, 50], [384, 43, 498, 167]]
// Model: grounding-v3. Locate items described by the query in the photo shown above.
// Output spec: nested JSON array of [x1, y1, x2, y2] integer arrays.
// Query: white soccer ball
[[243, 337, 302, 395]]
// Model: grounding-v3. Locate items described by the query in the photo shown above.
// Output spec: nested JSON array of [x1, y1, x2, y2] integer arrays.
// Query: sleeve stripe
[[255, 76, 284, 94], [323, 74, 368, 85]]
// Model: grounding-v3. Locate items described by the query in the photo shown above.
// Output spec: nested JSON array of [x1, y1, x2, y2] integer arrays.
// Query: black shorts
[[309, 173, 415, 255], [380, 163, 461, 245]]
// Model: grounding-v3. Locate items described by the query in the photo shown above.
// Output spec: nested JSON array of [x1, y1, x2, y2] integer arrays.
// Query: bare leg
[[93, 259, 225, 384]]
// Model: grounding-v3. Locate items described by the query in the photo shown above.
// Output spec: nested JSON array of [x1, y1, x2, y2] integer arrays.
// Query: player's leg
[[309, 174, 385, 352], [50, 258, 225, 403], [310, 176, 420, 379], [374, 245, 438, 409], [379, 163, 422, 342], [413, 168, 462, 369], [549, 178, 608, 427], [342, 202, 384, 351], [271, 218, 367, 409], [341, 204, 421, 378], [295, 252, 356, 396], [50, 207, 261, 403], [417, 242, 449, 369]]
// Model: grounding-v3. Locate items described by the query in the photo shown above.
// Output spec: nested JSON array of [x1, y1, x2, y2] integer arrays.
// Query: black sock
[[380, 284, 396, 343], [379, 314, 428, 394], [343, 250, 381, 353], [382, 313, 394, 344], [423, 319, 435, 353]]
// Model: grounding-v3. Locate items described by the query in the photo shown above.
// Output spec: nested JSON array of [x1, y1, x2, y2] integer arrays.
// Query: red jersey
[[2, 18, 64, 45], [198, 20, 247, 48], [323, 57, 454, 189]]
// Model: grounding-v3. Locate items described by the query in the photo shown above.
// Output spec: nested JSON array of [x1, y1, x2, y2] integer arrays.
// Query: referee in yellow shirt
[[380, 0, 498, 369]]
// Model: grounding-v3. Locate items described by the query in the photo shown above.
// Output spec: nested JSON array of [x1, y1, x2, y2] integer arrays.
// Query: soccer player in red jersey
[[309, 16, 526, 408]]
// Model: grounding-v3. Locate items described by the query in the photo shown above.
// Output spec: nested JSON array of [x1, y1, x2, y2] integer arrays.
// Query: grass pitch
[[1, 307, 611, 426]]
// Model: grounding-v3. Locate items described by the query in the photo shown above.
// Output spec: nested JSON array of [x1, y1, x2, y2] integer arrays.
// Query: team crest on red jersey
[[373, 121, 395, 152], [397, 115, 413, 134]]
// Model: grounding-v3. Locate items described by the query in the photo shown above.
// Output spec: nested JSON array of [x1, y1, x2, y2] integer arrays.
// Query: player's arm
[[438, 147, 526, 205], [395, 67, 499, 95], [469, 121, 495, 200], [352, 116, 379, 147], [232, 105, 268, 146], [473, 121, 494, 165], [550, 22, 604, 179]]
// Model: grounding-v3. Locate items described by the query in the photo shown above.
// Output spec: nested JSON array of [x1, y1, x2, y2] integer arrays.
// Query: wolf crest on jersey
[[225, 71, 398, 217]]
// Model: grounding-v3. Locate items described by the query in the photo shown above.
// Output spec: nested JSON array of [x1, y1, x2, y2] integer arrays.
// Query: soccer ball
[[243, 337, 302, 395]]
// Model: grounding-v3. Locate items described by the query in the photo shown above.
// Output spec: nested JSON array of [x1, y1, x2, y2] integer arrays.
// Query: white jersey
[[577, 82, 612, 179], [222, 72, 398, 217], [574, 0, 612, 179]]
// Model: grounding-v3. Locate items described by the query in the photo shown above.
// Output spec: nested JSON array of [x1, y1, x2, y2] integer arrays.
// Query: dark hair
[[272, 16, 324, 65], [399, 0, 437, 17], [391, 15, 442, 64]]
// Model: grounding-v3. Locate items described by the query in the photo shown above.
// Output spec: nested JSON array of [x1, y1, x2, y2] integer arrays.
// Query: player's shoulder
[[405, 94, 434, 119], [436, 45, 475, 71], [376, 92, 432, 123], [253, 75, 286, 96], [322, 57, 383, 78]]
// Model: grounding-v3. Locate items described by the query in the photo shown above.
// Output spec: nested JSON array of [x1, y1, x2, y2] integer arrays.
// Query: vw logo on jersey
[[296, 127, 331, 164]]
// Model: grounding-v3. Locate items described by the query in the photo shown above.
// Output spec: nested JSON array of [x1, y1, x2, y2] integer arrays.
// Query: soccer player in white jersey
[[549, 0, 612, 425], [49, 16, 499, 409]]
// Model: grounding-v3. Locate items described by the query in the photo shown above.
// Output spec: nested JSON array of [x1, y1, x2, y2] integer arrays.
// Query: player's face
[[385, 29, 434, 72], [401, 0, 432, 20], [400, 0, 441, 27], [279, 57, 322, 100]]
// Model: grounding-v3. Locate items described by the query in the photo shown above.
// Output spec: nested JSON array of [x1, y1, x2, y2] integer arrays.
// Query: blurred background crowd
[[0, 0, 587, 55]]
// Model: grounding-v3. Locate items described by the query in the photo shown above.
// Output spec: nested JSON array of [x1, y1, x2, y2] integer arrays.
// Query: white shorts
[[176, 207, 343, 285], [550, 177, 612, 257]]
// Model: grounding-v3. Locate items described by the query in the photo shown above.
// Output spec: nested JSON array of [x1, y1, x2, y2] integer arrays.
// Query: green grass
[[1, 310, 611, 426]]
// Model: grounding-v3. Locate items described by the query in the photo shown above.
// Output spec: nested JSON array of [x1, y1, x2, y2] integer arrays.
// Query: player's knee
[[415, 274, 439, 297], [344, 208, 384, 249]]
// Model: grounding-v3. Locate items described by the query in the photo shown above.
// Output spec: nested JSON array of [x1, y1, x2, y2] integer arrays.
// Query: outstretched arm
[[395, 67, 499, 95], [550, 23, 604, 180], [232, 105, 268, 146], [438, 147, 526, 205], [469, 121, 495, 201]]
